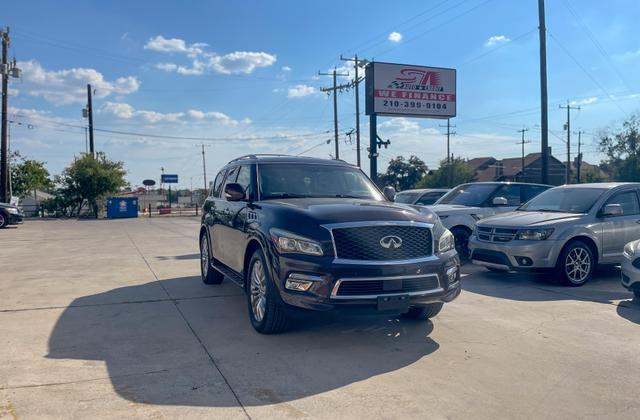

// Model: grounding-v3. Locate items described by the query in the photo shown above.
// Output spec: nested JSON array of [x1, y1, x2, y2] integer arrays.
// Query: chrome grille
[[477, 226, 518, 243], [334, 275, 440, 297], [331, 225, 433, 261]]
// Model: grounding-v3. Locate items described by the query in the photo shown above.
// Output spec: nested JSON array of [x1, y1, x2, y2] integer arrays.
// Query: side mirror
[[492, 196, 508, 206], [602, 203, 623, 217], [383, 186, 396, 201], [224, 183, 245, 201]]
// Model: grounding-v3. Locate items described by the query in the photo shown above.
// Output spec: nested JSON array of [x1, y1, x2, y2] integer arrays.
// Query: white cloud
[[614, 47, 640, 61], [287, 84, 319, 98], [379, 117, 422, 132], [18, 60, 139, 105], [282, 66, 292, 72], [571, 97, 598, 106], [147, 34, 277, 75], [485, 35, 510, 47], [388, 32, 403, 43], [100, 102, 246, 125]]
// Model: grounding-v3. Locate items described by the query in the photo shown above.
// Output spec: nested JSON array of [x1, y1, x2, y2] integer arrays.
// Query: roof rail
[[228, 154, 292, 163]]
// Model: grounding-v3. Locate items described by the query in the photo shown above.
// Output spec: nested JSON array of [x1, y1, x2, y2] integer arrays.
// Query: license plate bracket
[[377, 294, 410, 311]]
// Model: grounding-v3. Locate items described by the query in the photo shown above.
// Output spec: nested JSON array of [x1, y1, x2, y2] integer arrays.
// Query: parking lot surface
[[1, 218, 639, 419]]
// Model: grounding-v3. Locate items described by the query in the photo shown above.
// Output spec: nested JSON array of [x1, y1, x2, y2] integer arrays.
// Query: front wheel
[[451, 227, 471, 261], [556, 241, 595, 286], [0, 213, 7, 229], [247, 249, 289, 334], [401, 303, 443, 320]]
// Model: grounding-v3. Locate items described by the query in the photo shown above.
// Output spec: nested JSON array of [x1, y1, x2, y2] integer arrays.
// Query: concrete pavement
[[1, 218, 639, 419]]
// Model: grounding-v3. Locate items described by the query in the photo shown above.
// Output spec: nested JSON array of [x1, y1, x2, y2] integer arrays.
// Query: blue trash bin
[[106, 197, 139, 219]]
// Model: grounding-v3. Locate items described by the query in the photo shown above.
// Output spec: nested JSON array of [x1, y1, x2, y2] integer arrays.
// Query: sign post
[[365, 62, 456, 184], [160, 174, 178, 209]]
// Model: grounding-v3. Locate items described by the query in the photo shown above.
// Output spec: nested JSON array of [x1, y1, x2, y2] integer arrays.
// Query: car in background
[[427, 182, 551, 259], [0, 202, 24, 228], [200, 155, 461, 334], [394, 188, 450, 206], [622, 239, 640, 299], [469, 183, 640, 286]]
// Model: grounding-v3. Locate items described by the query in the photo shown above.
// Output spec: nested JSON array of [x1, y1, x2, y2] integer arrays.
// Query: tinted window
[[604, 191, 640, 216], [493, 185, 522, 206], [236, 165, 251, 199], [212, 170, 226, 197], [438, 184, 498, 206], [519, 188, 605, 213], [395, 192, 420, 204], [523, 185, 549, 202], [222, 166, 239, 197], [416, 192, 445, 205], [258, 163, 384, 200]]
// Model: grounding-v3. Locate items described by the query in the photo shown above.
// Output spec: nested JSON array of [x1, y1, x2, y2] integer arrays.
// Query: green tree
[[417, 157, 474, 188], [57, 153, 128, 217], [598, 114, 640, 181], [10, 151, 52, 198], [377, 155, 429, 191]]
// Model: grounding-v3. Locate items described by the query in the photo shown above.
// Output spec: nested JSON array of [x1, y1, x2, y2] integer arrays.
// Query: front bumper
[[621, 254, 640, 292], [6, 212, 24, 225], [469, 235, 563, 271], [270, 250, 461, 312]]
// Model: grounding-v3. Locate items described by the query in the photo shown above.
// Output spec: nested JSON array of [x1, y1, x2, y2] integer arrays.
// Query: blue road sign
[[161, 174, 179, 183]]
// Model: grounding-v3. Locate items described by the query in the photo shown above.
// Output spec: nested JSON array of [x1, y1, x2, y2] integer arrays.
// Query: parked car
[[469, 182, 640, 286], [427, 182, 551, 259], [394, 188, 450, 205], [621, 239, 640, 299], [200, 155, 460, 334], [0, 202, 24, 228]]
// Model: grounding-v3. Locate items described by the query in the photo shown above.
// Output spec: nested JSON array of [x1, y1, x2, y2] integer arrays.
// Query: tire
[[200, 232, 224, 285], [555, 240, 595, 286], [0, 213, 6, 229], [246, 249, 289, 334], [401, 303, 444, 320], [634, 290, 640, 300], [451, 227, 471, 261]]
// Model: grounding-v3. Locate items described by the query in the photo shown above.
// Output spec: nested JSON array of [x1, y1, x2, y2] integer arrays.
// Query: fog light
[[285, 273, 322, 292], [516, 256, 533, 266], [446, 266, 458, 284]]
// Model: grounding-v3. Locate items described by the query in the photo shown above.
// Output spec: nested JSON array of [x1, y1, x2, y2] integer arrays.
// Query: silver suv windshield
[[395, 192, 419, 204], [258, 163, 384, 201], [518, 187, 606, 213], [437, 184, 497, 206]]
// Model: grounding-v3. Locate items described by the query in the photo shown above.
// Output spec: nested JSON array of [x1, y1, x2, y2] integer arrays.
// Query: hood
[[259, 197, 438, 225], [427, 204, 484, 215], [478, 210, 584, 228], [0, 202, 18, 210]]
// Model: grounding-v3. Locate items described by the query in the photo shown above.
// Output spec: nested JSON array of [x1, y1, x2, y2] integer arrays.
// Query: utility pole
[[1, 28, 20, 203], [560, 101, 580, 184], [517, 127, 531, 181], [576, 130, 583, 183], [538, 0, 549, 185], [199, 144, 211, 199], [340, 55, 368, 167], [86, 84, 95, 157], [319, 68, 350, 160], [439, 119, 456, 187]]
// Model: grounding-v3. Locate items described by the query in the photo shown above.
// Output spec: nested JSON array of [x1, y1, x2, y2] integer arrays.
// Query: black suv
[[0, 202, 24, 228], [199, 155, 460, 333]]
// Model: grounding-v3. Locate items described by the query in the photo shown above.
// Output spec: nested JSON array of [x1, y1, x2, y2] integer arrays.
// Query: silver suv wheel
[[565, 247, 591, 284]]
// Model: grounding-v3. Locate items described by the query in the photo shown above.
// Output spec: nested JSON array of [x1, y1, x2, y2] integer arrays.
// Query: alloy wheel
[[565, 247, 591, 284], [250, 259, 267, 322], [0, 214, 5, 228], [200, 235, 209, 277]]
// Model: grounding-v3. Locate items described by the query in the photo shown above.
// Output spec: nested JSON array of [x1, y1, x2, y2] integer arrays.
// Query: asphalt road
[[1, 217, 639, 419]]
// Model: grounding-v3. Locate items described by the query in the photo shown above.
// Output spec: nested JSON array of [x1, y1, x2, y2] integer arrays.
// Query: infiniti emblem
[[380, 235, 403, 249]]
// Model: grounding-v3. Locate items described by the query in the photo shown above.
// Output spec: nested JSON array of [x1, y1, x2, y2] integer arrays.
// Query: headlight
[[515, 228, 554, 241], [6, 207, 19, 214], [624, 242, 636, 259], [270, 228, 323, 256], [438, 229, 455, 253]]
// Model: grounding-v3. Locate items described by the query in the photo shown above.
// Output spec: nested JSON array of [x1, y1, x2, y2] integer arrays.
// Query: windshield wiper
[[526, 208, 577, 213], [261, 193, 312, 199], [332, 194, 367, 199]]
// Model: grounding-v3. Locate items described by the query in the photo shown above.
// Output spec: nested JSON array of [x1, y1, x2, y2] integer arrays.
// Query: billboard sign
[[161, 174, 178, 184], [366, 62, 456, 119]]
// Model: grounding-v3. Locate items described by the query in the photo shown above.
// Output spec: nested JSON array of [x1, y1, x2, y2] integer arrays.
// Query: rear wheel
[[0, 213, 6, 229], [451, 227, 471, 261], [556, 240, 595, 286], [247, 249, 289, 334], [401, 303, 443, 320], [200, 232, 223, 285]]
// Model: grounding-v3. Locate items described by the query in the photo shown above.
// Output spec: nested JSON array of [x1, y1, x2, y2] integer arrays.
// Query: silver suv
[[469, 183, 640, 286]]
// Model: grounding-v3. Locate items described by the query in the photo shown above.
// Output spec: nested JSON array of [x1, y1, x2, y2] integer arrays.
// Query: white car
[[622, 239, 640, 299], [427, 182, 551, 259]]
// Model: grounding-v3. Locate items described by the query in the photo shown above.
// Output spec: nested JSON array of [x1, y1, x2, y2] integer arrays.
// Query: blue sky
[[3, 0, 640, 189]]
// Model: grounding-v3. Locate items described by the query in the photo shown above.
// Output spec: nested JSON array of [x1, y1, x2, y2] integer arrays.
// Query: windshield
[[437, 184, 498, 206], [519, 188, 605, 213], [394, 192, 419, 204], [258, 163, 384, 201]]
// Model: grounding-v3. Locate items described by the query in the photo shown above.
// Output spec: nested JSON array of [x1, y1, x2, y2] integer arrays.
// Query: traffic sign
[[161, 174, 178, 183]]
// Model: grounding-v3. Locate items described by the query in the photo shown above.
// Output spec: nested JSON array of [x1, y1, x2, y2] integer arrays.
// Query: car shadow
[[47, 277, 440, 407], [463, 265, 640, 325], [155, 253, 199, 261]]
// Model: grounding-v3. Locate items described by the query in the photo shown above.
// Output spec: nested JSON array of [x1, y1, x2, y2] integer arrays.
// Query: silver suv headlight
[[438, 229, 455, 253], [515, 228, 554, 241], [270, 228, 324, 256]]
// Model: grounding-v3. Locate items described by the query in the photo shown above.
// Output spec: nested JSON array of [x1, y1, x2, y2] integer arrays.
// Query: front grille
[[335, 275, 440, 297], [477, 226, 518, 243], [331, 225, 432, 261], [472, 249, 511, 267]]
